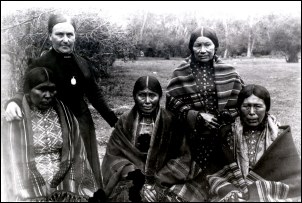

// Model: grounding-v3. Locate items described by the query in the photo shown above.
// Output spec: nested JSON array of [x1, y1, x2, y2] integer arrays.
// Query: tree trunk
[[247, 31, 252, 58], [247, 16, 254, 58], [223, 49, 228, 59], [223, 18, 229, 58], [286, 51, 299, 63], [251, 37, 255, 55], [140, 11, 148, 43]]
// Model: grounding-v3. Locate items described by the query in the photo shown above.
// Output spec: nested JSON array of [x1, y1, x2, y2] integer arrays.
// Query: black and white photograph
[[1, 1, 301, 202]]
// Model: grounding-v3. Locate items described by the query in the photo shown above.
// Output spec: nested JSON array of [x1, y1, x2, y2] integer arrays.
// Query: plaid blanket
[[102, 106, 205, 201], [207, 125, 301, 202], [1, 97, 98, 201], [166, 56, 244, 120]]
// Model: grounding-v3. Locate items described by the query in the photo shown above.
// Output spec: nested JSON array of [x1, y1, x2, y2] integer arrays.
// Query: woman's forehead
[[194, 36, 214, 44], [52, 22, 75, 33], [242, 94, 265, 104], [137, 88, 157, 94]]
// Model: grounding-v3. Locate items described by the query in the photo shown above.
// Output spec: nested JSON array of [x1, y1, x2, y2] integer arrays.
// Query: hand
[[222, 191, 246, 202], [217, 110, 235, 125], [5, 102, 22, 121], [199, 113, 220, 130], [142, 184, 157, 202]]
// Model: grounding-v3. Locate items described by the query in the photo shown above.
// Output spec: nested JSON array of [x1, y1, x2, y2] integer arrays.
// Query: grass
[[1, 56, 301, 163], [93, 57, 301, 161]]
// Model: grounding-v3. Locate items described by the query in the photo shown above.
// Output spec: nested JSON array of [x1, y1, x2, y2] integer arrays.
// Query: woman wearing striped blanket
[[1, 67, 98, 201], [102, 76, 196, 202], [207, 85, 301, 201], [166, 26, 244, 200]]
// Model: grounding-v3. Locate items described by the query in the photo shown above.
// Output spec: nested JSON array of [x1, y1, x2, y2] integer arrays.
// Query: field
[[91, 57, 301, 164], [1, 56, 301, 165]]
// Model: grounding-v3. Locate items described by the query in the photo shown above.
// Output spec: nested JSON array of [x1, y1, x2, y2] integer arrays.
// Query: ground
[[92, 57, 301, 166], [1, 55, 301, 166]]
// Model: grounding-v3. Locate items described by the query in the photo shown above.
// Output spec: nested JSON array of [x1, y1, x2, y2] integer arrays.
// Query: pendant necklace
[[71, 76, 76, 85]]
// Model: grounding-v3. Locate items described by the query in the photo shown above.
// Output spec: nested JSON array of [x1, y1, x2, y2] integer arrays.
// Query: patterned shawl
[[207, 122, 301, 201], [1, 97, 98, 201], [102, 106, 193, 197], [166, 56, 244, 120], [233, 114, 279, 178]]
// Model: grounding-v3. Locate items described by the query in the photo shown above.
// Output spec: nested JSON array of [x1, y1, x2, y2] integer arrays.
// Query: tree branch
[[1, 9, 56, 31]]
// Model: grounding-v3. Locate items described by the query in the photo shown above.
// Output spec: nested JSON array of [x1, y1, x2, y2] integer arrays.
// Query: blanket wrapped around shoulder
[[207, 125, 301, 202], [102, 106, 193, 199], [1, 97, 98, 202], [166, 56, 244, 120]]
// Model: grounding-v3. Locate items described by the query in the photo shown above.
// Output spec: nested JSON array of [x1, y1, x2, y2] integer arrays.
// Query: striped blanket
[[207, 125, 301, 202], [102, 106, 206, 201], [166, 56, 244, 120], [1, 97, 98, 201]]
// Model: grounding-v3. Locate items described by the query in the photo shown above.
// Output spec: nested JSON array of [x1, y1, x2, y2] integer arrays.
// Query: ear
[[49, 34, 52, 42]]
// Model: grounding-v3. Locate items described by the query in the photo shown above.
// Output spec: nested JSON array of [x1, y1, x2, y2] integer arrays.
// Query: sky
[[1, 1, 301, 24]]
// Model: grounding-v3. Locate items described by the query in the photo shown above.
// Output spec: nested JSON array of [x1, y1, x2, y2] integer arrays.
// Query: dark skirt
[[76, 110, 102, 188], [188, 127, 226, 178]]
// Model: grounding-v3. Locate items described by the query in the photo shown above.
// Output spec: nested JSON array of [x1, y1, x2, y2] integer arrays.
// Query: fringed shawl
[[1, 97, 98, 201], [207, 124, 301, 201], [166, 56, 244, 119], [102, 106, 192, 197]]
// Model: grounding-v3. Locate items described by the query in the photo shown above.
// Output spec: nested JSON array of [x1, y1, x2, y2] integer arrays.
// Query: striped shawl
[[102, 106, 201, 200], [1, 97, 98, 201], [166, 56, 244, 120], [207, 125, 301, 202]]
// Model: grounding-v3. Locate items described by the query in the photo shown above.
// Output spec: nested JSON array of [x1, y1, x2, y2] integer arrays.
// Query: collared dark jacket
[[8, 48, 118, 188], [27, 49, 117, 125]]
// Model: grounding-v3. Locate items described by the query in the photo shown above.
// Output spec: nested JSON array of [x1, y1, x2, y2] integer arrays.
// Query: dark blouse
[[190, 61, 218, 115], [51, 53, 86, 114], [24, 48, 118, 126]]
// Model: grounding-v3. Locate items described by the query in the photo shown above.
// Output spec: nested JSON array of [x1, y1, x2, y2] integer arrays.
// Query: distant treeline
[[127, 12, 301, 63], [1, 8, 301, 95]]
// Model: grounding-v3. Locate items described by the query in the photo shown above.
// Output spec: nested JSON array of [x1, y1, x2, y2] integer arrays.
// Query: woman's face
[[135, 88, 160, 115], [240, 94, 266, 127], [193, 36, 215, 62], [49, 22, 75, 54], [29, 82, 57, 110]]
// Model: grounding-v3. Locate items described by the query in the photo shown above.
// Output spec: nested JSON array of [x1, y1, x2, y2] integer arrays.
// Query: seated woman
[[1, 67, 98, 202], [207, 84, 301, 202], [102, 76, 195, 202]]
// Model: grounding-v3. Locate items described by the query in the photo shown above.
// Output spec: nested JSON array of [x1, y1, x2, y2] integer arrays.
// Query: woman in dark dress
[[4, 14, 118, 188]]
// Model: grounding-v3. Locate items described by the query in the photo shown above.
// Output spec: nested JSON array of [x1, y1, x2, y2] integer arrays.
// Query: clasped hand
[[199, 112, 220, 130], [142, 184, 157, 202]]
